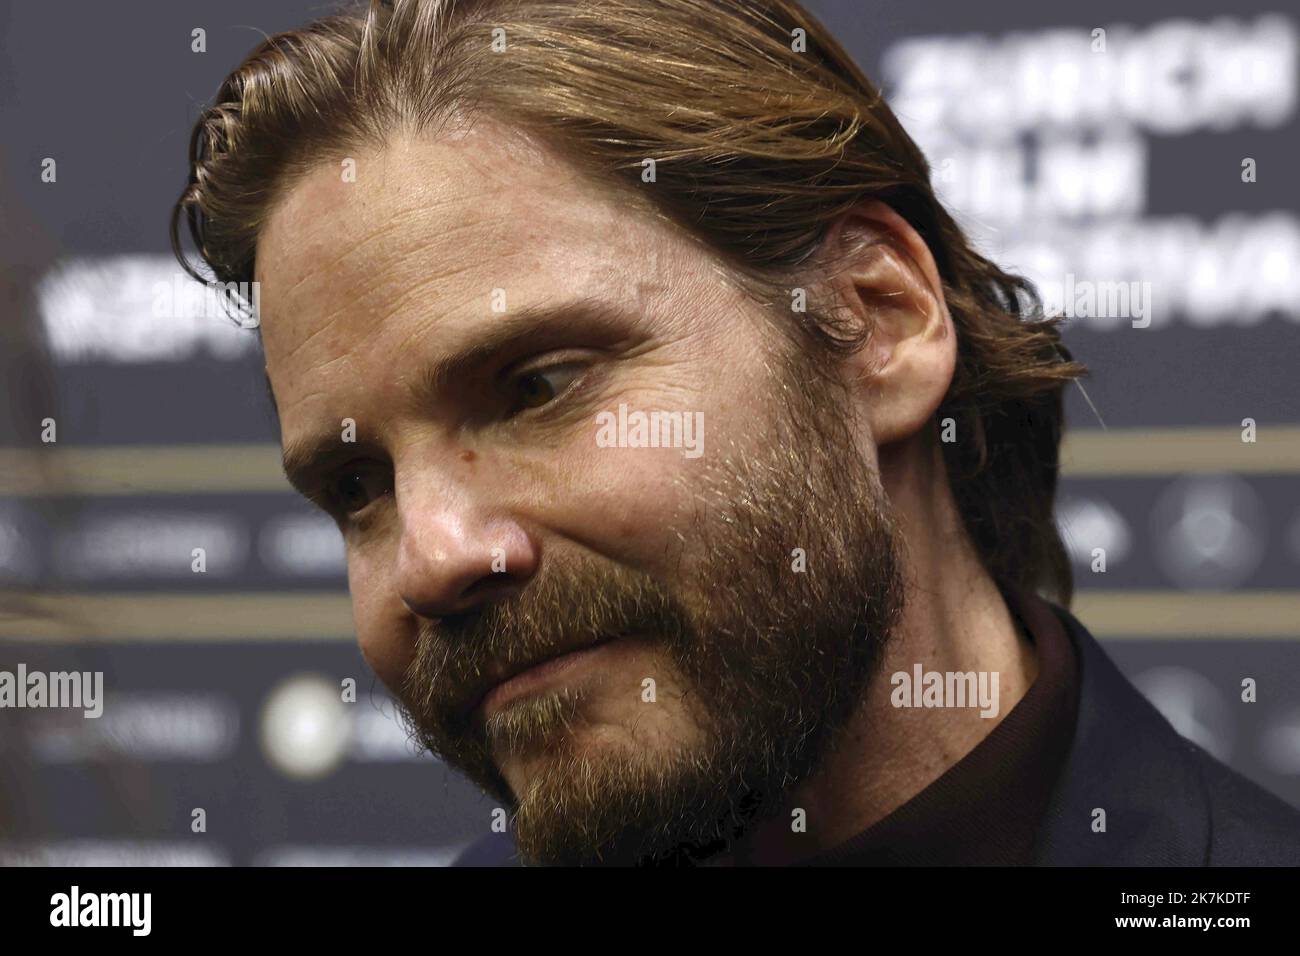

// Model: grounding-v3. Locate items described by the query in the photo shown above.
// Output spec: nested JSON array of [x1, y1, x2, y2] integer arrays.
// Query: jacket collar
[[1031, 595, 1208, 865]]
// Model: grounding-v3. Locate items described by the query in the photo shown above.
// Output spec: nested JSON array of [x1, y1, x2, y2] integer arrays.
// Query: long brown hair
[[172, 0, 1087, 603]]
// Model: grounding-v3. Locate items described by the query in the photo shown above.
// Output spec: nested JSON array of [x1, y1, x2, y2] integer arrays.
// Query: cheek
[[532, 440, 703, 568], [345, 546, 414, 690]]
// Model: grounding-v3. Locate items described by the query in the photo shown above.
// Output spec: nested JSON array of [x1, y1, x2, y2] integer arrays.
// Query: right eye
[[322, 464, 391, 516]]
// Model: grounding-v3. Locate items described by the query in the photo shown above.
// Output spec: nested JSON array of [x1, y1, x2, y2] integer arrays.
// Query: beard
[[395, 345, 907, 866]]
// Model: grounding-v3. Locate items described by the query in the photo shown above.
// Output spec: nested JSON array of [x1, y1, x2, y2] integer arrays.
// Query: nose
[[394, 490, 539, 620]]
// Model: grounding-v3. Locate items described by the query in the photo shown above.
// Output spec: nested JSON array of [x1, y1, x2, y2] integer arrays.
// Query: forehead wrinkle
[[288, 379, 340, 408], [262, 128, 607, 331], [270, 197, 432, 304], [268, 231, 453, 370], [274, 302, 350, 369], [284, 350, 360, 417], [368, 236, 538, 331], [298, 252, 503, 381], [269, 237, 518, 410], [379, 290, 504, 390], [267, 201, 524, 369], [376, 226, 626, 382], [263, 146, 504, 304]]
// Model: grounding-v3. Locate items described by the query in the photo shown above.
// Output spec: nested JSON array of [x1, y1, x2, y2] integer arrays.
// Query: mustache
[[399, 555, 692, 733]]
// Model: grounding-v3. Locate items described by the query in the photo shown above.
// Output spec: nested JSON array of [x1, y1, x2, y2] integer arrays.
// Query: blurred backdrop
[[1, 0, 1297, 864]]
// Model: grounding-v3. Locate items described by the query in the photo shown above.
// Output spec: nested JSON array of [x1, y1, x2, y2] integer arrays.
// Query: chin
[[501, 710, 678, 783]]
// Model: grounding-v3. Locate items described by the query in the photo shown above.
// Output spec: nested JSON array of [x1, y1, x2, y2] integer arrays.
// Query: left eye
[[510, 364, 583, 413]]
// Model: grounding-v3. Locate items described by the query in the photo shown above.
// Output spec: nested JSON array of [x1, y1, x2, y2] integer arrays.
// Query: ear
[[820, 199, 956, 448]]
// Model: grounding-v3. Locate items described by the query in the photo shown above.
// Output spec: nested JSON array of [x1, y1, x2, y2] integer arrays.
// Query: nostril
[[459, 573, 517, 604]]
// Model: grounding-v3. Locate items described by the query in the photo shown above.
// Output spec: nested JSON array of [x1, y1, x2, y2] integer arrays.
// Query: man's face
[[257, 118, 905, 864]]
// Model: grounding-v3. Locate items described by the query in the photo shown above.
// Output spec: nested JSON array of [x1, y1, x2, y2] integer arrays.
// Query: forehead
[[254, 118, 682, 428]]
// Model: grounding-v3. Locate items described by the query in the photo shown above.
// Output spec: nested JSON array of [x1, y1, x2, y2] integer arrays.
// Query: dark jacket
[[1032, 599, 1300, 865], [452, 599, 1300, 866]]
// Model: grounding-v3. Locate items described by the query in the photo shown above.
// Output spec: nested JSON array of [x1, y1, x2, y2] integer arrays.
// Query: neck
[[719, 439, 1040, 865]]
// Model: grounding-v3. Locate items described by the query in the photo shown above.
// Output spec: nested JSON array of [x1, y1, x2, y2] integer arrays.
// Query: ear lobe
[[822, 200, 956, 447]]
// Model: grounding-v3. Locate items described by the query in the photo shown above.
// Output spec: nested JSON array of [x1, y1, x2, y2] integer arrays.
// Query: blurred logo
[[259, 674, 351, 780], [1151, 474, 1265, 590], [1057, 495, 1133, 568]]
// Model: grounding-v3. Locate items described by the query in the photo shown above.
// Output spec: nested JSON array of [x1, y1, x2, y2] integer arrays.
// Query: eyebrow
[[277, 296, 632, 497]]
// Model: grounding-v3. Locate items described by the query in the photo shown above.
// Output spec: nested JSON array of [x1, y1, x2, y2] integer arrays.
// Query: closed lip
[[463, 634, 619, 721]]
